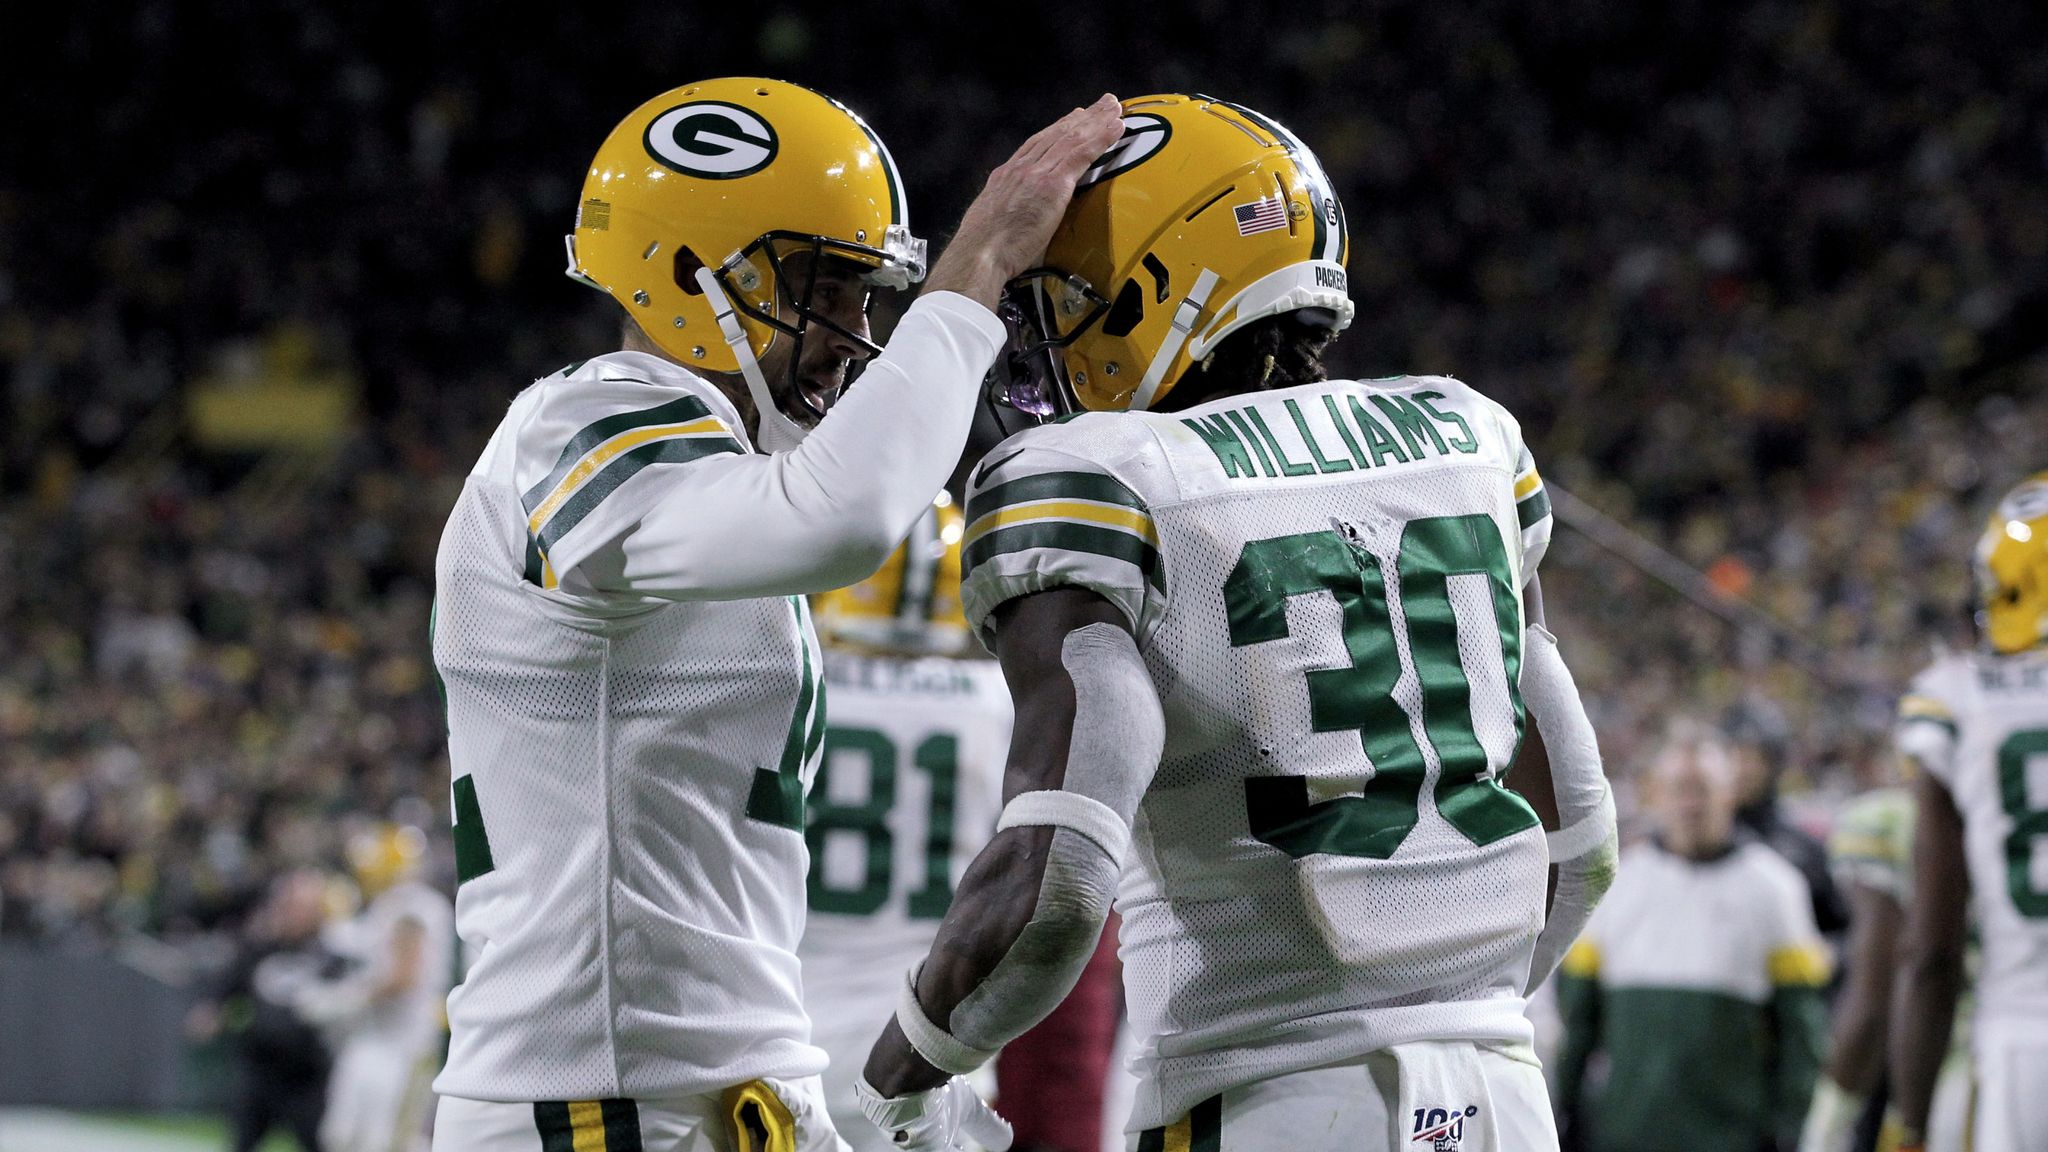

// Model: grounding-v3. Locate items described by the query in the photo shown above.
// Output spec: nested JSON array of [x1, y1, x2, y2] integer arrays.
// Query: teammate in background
[[800, 501, 1014, 1152], [297, 824, 456, 1152], [1887, 472, 2048, 1152], [856, 94, 1616, 1152], [1555, 725, 1828, 1152], [429, 76, 1124, 1152], [1801, 783, 1970, 1152]]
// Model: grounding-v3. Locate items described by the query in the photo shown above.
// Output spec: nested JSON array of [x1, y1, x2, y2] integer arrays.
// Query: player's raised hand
[[925, 94, 1127, 308]]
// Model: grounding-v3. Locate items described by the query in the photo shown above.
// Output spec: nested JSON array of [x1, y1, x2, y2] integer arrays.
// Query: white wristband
[[895, 968, 998, 1075], [996, 790, 1130, 864]]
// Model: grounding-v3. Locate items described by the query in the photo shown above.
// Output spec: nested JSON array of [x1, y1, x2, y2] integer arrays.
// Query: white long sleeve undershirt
[[511, 290, 1003, 602]]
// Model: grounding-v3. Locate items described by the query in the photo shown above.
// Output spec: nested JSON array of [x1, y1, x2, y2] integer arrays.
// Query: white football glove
[[856, 1074, 1014, 1152]]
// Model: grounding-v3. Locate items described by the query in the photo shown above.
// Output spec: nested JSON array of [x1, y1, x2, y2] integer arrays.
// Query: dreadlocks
[[1155, 314, 1337, 413]]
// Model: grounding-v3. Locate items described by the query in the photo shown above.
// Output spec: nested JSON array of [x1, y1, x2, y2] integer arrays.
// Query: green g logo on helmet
[[643, 101, 781, 179]]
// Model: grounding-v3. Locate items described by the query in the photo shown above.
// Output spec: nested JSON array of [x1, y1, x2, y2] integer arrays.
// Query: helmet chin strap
[[694, 266, 811, 453], [1131, 268, 1220, 412]]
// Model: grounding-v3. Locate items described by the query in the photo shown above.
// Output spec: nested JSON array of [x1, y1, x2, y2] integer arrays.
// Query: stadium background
[[2, 0, 2044, 1144]]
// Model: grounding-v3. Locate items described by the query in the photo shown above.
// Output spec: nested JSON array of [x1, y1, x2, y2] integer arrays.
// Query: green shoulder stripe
[[532, 434, 743, 555], [967, 469, 1148, 522], [523, 392, 716, 512], [964, 520, 1163, 590], [1516, 486, 1552, 529]]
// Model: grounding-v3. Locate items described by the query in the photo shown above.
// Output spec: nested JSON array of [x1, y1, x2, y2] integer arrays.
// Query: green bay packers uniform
[[431, 78, 1000, 1152], [959, 372, 1557, 1142], [1813, 787, 1972, 1152], [1895, 646, 2048, 1152]]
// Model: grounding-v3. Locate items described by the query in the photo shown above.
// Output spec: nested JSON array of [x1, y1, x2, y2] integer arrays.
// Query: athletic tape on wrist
[[996, 790, 1130, 864], [894, 968, 997, 1075]]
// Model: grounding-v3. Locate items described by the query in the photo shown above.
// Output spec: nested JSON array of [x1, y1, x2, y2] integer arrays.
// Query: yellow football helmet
[[347, 823, 427, 899], [813, 499, 970, 656], [1977, 470, 2048, 654], [993, 93, 1353, 416], [566, 77, 924, 448]]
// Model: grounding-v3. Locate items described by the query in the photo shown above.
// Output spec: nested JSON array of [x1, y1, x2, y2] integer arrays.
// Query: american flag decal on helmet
[[1233, 196, 1288, 236]]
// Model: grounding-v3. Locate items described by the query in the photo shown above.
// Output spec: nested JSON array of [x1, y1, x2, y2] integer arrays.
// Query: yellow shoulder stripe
[[1514, 469, 1544, 500], [962, 499, 1159, 551], [1897, 694, 1956, 722], [1767, 943, 1831, 987], [527, 417, 729, 533], [1561, 939, 1601, 978]]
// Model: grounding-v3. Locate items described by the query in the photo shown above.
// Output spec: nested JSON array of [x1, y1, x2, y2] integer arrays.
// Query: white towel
[[1388, 1042, 1501, 1152]]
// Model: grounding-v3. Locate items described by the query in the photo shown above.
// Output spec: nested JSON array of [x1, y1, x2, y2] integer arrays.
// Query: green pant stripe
[[532, 435, 744, 553], [963, 521, 1163, 590], [1516, 486, 1552, 529], [601, 1098, 642, 1152], [522, 392, 716, 510], [532, 1102, 575, 1152], [1136, 1126, 1165, 1152], [966, 470, 1148, 523], [1191, 1095, 1222, 1152]]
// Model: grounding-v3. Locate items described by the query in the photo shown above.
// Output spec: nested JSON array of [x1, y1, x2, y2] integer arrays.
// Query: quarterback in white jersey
[[1889, 471, 2048, 1152], [800, 505, 1012, 1152], [429, 77, 1126, 1152], [299, 825, 457, 1152], [856, 96, 1616, 1152]]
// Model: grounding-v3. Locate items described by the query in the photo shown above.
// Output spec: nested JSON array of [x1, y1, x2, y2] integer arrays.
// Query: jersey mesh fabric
[[435, 443, 825, 1101], [1906, 649, 2048, 1045], [963, 377, 1548, 1130]]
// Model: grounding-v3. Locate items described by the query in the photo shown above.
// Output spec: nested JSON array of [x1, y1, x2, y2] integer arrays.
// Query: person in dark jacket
[[186, 869, 339, 1152], [1727, 700, 1851, 937]]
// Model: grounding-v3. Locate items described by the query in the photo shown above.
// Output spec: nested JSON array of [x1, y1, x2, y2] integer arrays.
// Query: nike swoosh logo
[[975, 448, 1027, 488]]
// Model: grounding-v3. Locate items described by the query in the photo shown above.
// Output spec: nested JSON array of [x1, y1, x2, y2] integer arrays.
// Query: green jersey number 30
[[1224, 513, 1537, 859]]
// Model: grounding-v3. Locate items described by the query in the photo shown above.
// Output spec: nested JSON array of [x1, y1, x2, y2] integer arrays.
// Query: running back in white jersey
[[959, 375, 1554, 1129], [797, 651, 1011, 1150], [434, 354, 829, 1103], [1897, 648, 2048, 1039]]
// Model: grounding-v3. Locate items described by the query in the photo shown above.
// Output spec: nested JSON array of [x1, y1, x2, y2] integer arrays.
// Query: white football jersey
[[363, 880, 458, 1052], [959, 375, 1554, 1129], [797, 651, 1011, 1150], [1897, 647, 2048, 1047], [433, 354, 829, 1102]]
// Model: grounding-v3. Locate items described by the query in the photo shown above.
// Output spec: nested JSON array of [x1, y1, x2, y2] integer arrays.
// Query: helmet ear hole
[[1142, 253, 1172, 304], [674, 247, 708, 295], [1103, 278, 1145, 338]]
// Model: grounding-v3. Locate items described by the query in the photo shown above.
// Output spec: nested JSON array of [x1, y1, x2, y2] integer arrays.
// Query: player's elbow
[[807, 517, 904, 588]]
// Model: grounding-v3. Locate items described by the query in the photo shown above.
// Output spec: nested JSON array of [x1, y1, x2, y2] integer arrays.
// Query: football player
[[297, 824, 457, 1152], [1801, 781, 1970, 1152], [1886, 472, 2048, 1152], [855, 95, 1616, 1152], [429, 79, 1124, 1152], [800, 502, 1013, 1152]]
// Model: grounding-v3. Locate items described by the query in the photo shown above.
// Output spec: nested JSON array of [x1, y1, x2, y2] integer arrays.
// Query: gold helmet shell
[[346, 822, 427, 899], [565, 77, 923, 375], [997, 94, 1353, 416], [1977, 470, 2048, 655], [813, 499, 970, 656]]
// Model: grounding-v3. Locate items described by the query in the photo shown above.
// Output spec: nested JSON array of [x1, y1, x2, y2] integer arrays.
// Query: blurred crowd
[[3, 0, 2045, 946]]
